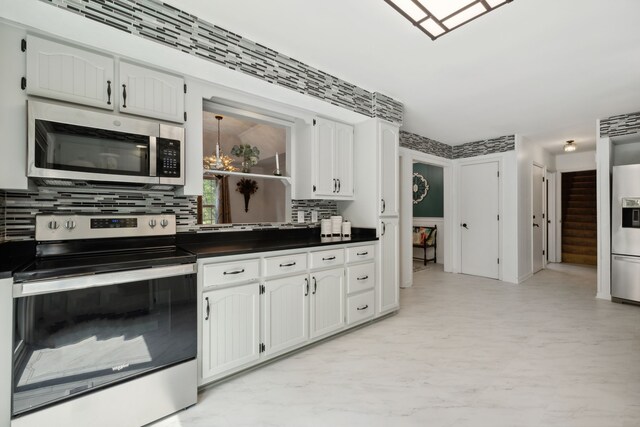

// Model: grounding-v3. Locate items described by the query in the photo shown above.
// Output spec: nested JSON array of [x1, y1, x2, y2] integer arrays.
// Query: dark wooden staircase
[[562, 170, 597, 265]]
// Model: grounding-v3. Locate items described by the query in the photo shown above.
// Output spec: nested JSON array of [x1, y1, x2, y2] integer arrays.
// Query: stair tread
[[562, 253, 597, 266], [562, 244, 597, 255]]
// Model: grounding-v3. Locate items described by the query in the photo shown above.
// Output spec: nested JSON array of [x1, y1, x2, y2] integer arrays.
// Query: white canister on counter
[[341, 221, 351, 239], [320, 219, 332, 237], [330, 215, 342, 236]]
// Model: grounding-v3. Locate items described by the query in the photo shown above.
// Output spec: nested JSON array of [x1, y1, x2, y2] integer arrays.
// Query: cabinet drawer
[[263, 253, 307, 277], [346, 290, 374, 325], [346, 245, 375, 263], [346, 262, 375, 294], [203, 259, 260, 287], [310, 248, 344, 270]]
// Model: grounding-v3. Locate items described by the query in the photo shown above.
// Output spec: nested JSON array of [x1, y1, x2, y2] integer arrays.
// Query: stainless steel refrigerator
[[611, 164, 640, 303]]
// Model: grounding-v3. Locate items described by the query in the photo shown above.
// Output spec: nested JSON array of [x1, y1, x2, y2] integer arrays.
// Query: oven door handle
[[13, 263, 196, 298]]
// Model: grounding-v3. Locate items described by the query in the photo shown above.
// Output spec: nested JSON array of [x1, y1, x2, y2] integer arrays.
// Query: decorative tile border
[[400, 131, 452, 159], [39, 0, 402, 124], [452, 134, 515, 159], [600, 112, 640, 137]]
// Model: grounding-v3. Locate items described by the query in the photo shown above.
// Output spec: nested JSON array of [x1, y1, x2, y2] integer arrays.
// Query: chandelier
[[204, 115, 237, 172]]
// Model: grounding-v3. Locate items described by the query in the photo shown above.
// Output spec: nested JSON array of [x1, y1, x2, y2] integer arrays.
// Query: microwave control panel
[[157, 139, 181, 177]]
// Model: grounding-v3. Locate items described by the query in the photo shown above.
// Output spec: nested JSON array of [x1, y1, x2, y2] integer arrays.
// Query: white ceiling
[[168, 0, 640, 154]]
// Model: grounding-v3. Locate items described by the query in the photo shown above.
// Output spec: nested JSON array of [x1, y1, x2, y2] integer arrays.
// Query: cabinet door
[[377, 219, 399, 316], [310, 268, 345, 339], [202, 283, 260, 381], [312, 118, 336, 196], [119, 61, 184, 122], [26, 35, 114, 110], [263, 274, 309, 356], [379, 122, 399, 216], [335, 122, 354, 197]]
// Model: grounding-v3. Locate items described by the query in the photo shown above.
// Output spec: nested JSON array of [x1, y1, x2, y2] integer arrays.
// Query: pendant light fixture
[[563, 140, 577, 152], [204, 115, 236, 172]]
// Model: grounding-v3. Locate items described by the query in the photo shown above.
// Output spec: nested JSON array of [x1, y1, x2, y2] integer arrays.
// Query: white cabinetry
[[201, 283, 260, 381], [118, 61, 184, 122], [379, 122, 399, 217], [25, 35, 185, 122], [294, 117, 354, 199], [263, 274, 309, 356], [26, 35, 114, 110], [378, 218, 399, 315], [310, 268, 345, 339]]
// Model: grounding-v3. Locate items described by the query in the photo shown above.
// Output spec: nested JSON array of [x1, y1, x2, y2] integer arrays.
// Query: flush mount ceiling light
[[384, 0, 514, 40], [564, 140, 577, 152]]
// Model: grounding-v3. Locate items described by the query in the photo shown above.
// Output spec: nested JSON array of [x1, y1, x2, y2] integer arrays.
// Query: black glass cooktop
[[14, 247, 195, 283]]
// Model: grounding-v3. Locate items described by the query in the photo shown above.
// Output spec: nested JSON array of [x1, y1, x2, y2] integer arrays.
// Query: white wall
[[516, 135, 556, 282], [596, 133, 612, 299], [555, 150, 596, 171]]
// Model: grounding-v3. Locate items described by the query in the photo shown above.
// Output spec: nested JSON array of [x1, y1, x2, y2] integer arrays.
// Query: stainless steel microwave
[[27, 100, 185, 188]]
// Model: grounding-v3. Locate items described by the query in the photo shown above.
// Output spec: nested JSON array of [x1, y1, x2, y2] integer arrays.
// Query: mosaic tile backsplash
[[400, 131, 453, 159], [600, 111, 640, 137], [39, 0, 402, 124], [0, 186, 338, 241]]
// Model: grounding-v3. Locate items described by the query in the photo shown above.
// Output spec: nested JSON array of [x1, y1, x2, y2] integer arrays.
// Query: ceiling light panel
[[384, 0, 514, 40]]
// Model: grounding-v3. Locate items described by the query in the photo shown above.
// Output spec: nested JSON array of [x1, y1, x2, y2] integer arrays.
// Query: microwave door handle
[[149, 136, 157, 177]]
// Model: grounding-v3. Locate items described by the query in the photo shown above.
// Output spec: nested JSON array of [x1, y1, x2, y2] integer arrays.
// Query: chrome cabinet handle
[[205, 297, 210, 320], [122, 84, 127, 108], [356, 275, 369, 281], [279, 261, 296, 267], [381, 222, 386, 236], [381, 199, 386, 213], [357, 251, 368, 256], [107, 80, 112, 105], [312, 277, 317, 294], [337, 179, 341, 193], [533, 223, 540, 228], [223, 268, 245, 275], [305, 277, 309, 296], [322, 256, 336, 261], [333, 179, 337, 193], [356, 304, 369, 311]]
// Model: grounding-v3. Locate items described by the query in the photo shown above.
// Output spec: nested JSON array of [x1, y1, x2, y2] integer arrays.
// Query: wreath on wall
[[412, 172, 429, 204]]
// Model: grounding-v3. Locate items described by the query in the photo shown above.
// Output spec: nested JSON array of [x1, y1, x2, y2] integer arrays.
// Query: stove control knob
[[160, 219, 169, 228], [64, 220, 76, 230], [48, 220, 59, 230], [149, 219, 157, 228]]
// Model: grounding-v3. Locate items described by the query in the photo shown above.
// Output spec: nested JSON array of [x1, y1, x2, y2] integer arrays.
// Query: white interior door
[[460, 161, 499, 279], [532, 164, 544, 273]]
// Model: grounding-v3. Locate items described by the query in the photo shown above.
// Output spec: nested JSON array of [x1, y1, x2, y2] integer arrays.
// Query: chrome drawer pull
[[223, 268, 245, 275], [279, 261, 297, 267], [322, 256, 336, 261], [356, 275, 369, 281], [356, 304, 369, 311], [357, 251, 368, 256]]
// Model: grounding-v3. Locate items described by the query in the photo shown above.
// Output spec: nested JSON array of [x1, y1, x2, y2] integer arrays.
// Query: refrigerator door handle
[[613, 255, 640, 264]]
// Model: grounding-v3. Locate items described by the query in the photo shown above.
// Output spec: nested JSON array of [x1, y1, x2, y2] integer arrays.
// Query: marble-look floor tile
[[151, 263, 640, 427]]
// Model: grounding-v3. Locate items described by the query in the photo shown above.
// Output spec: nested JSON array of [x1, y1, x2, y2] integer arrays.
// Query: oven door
[[12, 264, 197, 417]]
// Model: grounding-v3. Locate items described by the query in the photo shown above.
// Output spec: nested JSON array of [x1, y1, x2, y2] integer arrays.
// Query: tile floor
[[152, 263, 640, 427]]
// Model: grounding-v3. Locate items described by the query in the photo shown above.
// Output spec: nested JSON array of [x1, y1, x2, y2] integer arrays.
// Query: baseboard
[[518, 272, 533, 283], [596, 292, 611, 301]]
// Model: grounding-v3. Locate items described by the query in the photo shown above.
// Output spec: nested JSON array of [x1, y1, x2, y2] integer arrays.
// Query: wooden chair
[[412, 225, 437, 265]]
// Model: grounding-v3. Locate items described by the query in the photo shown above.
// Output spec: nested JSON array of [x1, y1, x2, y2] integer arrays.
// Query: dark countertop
[[0, 240, 36, 280], [177, 227, 377, 259]]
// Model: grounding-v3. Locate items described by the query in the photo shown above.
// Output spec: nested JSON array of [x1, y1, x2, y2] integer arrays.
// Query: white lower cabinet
[[199, 241, 387, 386], [201, 283, 260, 381], [310, 268, 345, 339], [263, 274, 309, 356]]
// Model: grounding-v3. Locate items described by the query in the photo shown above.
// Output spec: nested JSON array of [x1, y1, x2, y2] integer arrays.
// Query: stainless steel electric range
[[11, 214, 197, 427]]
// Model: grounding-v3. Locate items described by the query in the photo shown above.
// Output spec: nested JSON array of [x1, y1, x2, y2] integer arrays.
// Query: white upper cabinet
[[294, 117, 354, 200], [118, 61, 185, 123], [379, 121, 399, 217], [26, 35, 114, 110]]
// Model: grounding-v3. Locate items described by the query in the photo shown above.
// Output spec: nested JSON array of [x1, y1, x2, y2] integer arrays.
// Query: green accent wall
[[413, 163, 444, 217]]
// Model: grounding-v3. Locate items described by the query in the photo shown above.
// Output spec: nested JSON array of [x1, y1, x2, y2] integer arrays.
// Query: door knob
[[461, 223, 468, 229], [533, 223, 540, 228]]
